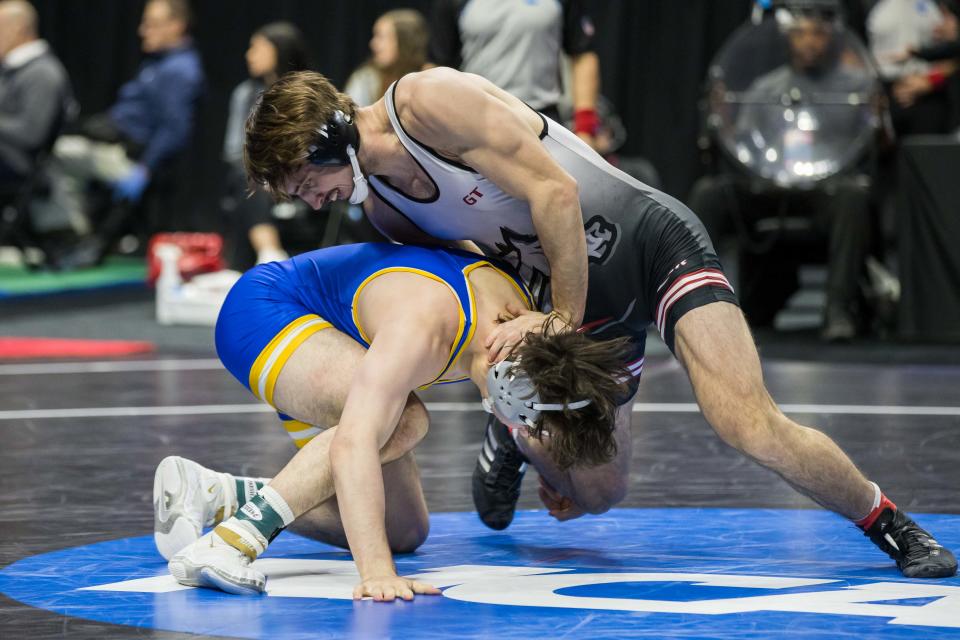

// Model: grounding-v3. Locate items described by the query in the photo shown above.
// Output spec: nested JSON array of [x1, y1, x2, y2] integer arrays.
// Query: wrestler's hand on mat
[[353, 576, 441, 602], [486, 304, 572, 363], [538, 476, 586, 522]]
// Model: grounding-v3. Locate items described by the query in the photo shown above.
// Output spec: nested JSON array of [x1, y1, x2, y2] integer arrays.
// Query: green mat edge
[[0, 257, 148, 297]]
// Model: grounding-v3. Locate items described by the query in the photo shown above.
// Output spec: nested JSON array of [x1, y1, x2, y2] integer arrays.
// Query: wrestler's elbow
[[329, 423, 374, 469], [530, 175, 579, 225], [328, 428, 352, 468], [550, 174, 579, 210]]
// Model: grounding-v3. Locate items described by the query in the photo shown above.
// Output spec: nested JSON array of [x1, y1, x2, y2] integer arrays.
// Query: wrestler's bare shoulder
[[394, 69, 539, 141]]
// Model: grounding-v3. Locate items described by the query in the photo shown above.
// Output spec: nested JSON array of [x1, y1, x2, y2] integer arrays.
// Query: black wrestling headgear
[[305, 110, 369, 204], [306, 110, 360, 166]]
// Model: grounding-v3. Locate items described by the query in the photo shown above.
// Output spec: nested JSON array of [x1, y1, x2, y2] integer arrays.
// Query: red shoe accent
[[855, 494, 898, 530]]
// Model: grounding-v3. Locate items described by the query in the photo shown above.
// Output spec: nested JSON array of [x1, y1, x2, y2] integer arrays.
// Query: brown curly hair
[[513, 327, 633, 471], [243, 71, 357, 199]]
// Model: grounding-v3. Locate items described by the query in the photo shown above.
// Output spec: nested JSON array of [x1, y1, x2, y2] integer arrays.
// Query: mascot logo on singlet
[[487, 227, 541, 275], [487, 216, 620, 275], [583, 215, 620, 265]]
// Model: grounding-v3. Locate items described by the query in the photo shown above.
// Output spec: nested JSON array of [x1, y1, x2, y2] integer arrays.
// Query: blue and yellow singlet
[[215, 243, 532, 448]]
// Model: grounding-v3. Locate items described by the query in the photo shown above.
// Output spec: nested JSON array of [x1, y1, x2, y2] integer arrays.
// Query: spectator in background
[[868, 0, 959, 134], [911, 26, 960, 62], [53, 0, 203, 265], [0, 0, 71, 192], [690, 10, 878, 341], [312, 9, 431, 249], [428, 0, 602, 148], [345, 9, 429, 108], [222, 21, 311, 268]]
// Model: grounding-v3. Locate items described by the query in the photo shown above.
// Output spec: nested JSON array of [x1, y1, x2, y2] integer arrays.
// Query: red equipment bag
[[146, 232, 226, 285]]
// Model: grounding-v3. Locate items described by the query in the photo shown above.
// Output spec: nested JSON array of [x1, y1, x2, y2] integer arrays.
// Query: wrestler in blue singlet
[[215, 242, 532, 448]]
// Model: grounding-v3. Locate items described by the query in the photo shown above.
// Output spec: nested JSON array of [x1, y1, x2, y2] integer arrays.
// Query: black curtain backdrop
[[31, 0, 753, 230]]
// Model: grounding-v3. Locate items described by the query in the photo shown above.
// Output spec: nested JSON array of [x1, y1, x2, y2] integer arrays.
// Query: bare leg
[[674, 301, 874, 519], [166, 326, 431, 595], [289, 453, 429, 554], [515, 394, 634, 515]]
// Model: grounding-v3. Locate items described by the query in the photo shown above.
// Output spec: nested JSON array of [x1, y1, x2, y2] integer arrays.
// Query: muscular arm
[[396, 70, 588, 327]]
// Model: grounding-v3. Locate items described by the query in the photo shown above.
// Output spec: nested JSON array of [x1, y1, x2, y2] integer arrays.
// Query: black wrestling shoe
[[864, 508, 957, 578], [472, 415, 528, 530]]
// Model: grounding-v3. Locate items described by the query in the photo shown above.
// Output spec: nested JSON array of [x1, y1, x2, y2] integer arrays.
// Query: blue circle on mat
[[1, 508, 959, 639]]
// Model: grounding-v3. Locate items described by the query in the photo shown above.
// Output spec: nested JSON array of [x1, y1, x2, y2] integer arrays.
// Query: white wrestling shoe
[[168, 530, 266, 595], [153, 456, 237, 560]]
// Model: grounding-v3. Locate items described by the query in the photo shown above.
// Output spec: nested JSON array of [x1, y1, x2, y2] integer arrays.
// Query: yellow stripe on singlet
[[281, 417, 323, 449], [350, 267, 467, 389], [248, 314, 332, 406], [430, 261, 536, 385]]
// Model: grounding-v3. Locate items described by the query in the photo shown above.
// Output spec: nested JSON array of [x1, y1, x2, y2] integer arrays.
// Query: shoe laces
[[898, 522, 942, 565], [872, 510, 942, 565]]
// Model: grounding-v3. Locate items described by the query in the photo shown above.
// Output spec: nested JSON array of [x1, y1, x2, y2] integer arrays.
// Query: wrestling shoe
[[154, 456, 237, 561], [169, 529, 266, 595], [864, 508, 957, 578], [472, 415, 528, 530]]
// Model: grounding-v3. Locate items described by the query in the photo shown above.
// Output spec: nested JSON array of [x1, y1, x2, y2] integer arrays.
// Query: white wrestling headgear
[[482, 357, 591, 428]]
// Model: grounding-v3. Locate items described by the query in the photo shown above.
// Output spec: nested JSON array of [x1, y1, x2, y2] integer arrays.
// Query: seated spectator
[[222, 22, 311, 269], [53, 0, 203, 266], [345, 9, 429, 107], [0, 0, 72, 191], [690, 8, 880, 341], [868, 0, 959, 134]]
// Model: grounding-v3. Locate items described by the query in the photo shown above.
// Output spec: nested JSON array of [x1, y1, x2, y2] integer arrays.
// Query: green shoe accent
[[234, 478, 265, 509], [235, 493, 286, 543]]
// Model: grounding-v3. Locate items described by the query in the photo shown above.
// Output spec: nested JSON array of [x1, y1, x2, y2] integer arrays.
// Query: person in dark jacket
[[0, 0, 72, 189], [53, 0, 203, 256]]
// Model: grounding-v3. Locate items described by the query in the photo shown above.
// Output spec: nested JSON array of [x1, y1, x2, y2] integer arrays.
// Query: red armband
[[573, 108, 600, 136], [928, 69, 947, 90]]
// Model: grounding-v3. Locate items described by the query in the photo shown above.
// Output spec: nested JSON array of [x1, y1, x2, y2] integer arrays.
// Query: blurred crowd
[[0, 0, 957, 341]]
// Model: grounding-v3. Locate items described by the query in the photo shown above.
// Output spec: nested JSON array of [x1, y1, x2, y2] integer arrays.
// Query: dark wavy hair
[[513, 327, 633, 471], [254, 21, 314, 79]]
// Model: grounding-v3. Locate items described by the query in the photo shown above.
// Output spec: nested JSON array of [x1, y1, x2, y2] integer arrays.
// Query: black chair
[[0, 99, 76, 268]]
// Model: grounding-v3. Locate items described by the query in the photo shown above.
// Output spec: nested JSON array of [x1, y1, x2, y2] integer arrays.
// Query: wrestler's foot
[[472, 415, 528, 530], [864, 508, 957, 578], [154, 456, 237, 560], [169, 530, 266, 595]]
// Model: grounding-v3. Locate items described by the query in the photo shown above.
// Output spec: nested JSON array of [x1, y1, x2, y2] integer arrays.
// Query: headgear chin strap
[[345, 145, 369, 204], [306, 110, 369, 204], [484, 357, 591, 428]]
